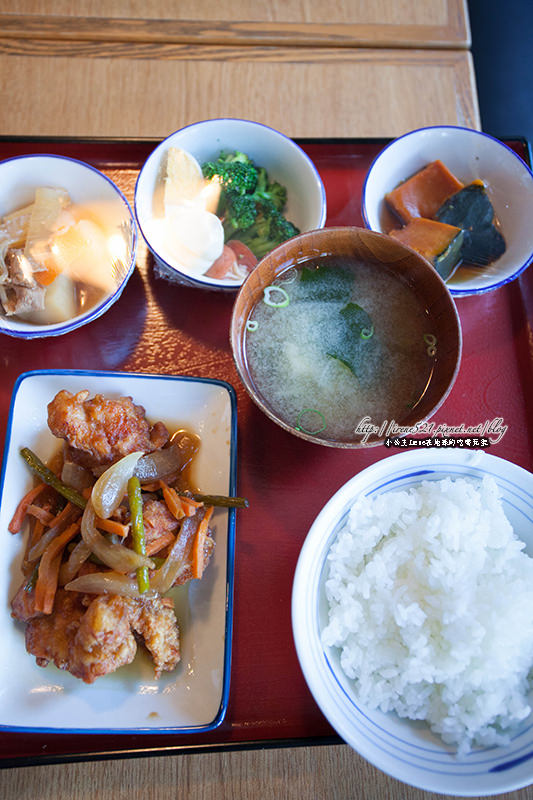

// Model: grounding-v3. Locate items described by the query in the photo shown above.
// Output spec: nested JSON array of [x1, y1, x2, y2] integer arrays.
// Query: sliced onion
[[134, 444, 182, 482], [61, 460, 94, 492], [150, 511, 202, 594], [28, 506, 79, 561], [81, 500, 154, 574], [91, 451, 144, 519], [59, 540, 91, 585], [65, 571, 155, 598], [169, 429, 200, 471]]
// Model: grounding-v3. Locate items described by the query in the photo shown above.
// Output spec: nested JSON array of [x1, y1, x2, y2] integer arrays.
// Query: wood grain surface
[[1, 745, 532, 800], [0, 45, 479, 139], [0, 0, 470, 48]]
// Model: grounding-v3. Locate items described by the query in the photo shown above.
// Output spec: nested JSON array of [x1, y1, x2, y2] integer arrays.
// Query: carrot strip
[[178, 495, 203, 517], [34, 521, 81, 614], [160, 481, 186, 520], [95, 517, 130, 539], [145, 531, 175, 557], [8, 482, 47, 533], [48, 501, 74, 529], [191, 507, 214, 579], [22, 518, 45, 573], [29, 518, 45, 549]]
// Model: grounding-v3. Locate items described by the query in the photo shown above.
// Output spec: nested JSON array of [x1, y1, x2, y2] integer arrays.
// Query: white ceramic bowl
[[292, 448, 533, 795], [134, 118, 327, 291], [361, 126, 533, 296], [0, 154, 137, 338]]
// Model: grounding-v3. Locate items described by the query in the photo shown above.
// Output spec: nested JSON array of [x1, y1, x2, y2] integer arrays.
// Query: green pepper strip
[[127, 475, 150, 594], [20, 447, 87, 509]]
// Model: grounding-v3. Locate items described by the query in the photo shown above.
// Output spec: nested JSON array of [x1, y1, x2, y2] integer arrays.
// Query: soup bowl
[[230, 226, 462, 448], [0, 154, 137, 339]]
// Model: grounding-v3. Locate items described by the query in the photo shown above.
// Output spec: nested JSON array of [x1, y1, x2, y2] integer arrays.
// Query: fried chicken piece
[[132, 598, 181, 678], [11, 582, 43, 623], [47, 390, 169, 472], [25, 589, 87, 670], [23, 589, 181, 683], [142, 498, 180, 549], [69, 594, 138, 683]]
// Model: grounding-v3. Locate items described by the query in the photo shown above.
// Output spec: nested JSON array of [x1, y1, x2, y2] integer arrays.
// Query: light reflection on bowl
[[0, 154, 137, 339]]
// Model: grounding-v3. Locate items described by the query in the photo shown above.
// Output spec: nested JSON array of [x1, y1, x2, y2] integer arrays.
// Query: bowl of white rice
[[292, 448, 533, 796]]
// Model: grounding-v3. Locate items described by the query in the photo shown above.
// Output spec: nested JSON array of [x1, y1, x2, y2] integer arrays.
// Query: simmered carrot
[[179, 496, 203, 517], [33, 262, 60, 287], [95, 516, 130, 539], [190, 506, 214, 579], [8, 482, 47, 533], [34, 521, 80, 614], [160, 480, 185, 520], [161, 480, 207, 522], [145, 531, 175, 557], [22, 518, 45, 572]]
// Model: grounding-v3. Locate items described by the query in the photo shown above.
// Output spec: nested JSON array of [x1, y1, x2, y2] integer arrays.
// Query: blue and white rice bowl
[[134, 118, 327, 291], [361, 126, 533, 296], [292, 448, 533, 795]]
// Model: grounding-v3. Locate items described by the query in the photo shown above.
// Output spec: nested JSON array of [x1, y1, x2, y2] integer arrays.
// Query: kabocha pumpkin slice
[[435, 182, 506, 266], [389, 217, 464, 280], [386, 160, 464, 223]]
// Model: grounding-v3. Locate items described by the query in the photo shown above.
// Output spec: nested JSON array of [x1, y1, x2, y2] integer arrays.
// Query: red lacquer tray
[[0, 137, 531, 767]]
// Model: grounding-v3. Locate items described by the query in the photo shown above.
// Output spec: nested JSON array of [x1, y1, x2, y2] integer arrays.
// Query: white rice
[[322, 476, 533, 754]]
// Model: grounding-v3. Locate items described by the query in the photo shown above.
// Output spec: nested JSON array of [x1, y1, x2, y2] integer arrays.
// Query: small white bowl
[[361, 126, 533, 296], [292, 448, 533, 795], [134, 118, 327, 291], [0, 154, 137, 339]]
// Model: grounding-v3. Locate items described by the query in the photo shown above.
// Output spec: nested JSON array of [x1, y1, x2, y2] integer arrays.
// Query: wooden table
[[0, 0, 479, 139], [3, 3, 531, 799]]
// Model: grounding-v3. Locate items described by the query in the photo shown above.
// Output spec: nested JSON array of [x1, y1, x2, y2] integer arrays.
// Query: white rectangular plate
[[0, 369, 237, 733]]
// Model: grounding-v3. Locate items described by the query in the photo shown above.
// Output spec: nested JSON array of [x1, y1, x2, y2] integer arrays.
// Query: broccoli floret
[[202, 157, 258, 196], [223, 193, 258, 237], [253, 169, 287, 211], [235, 204, 300, 259], [219, 151, 255, 166], [269, 209, 299, 241], [266, 182, 288, 212], [201, 150, 298, 259]]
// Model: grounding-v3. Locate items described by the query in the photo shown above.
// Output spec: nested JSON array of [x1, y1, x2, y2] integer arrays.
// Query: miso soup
[[243, 256, 437, 443]]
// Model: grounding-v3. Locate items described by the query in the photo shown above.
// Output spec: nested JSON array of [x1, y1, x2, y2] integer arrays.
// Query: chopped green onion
[[279, 267, 298, 285], [423, 333, 437, 346], [20, 447, 87, 509], [127, 476, 150, 594], [295, 408, 327, 435], [263, 285, 290, 308], [246, 319, 259, 332], [360, 325, 374, 340]]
